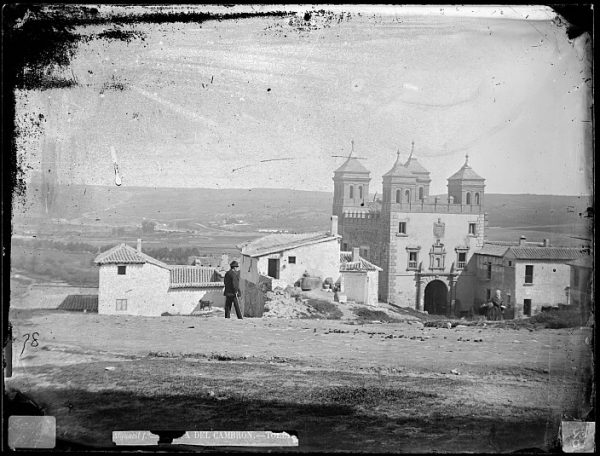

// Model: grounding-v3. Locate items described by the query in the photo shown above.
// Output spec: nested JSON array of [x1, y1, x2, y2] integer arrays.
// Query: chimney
[[331, 215, 338, 236], [519, 236, 526, 246], [352, 247, 360, 262], [543, 239, 550, 247], [137, 238, 142, 253]]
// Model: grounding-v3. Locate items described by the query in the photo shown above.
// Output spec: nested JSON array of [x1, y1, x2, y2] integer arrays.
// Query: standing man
[[224, 261, 243, 319]]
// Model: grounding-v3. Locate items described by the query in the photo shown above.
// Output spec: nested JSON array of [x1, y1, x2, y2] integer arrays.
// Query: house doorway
[[268, 258, 280, 279], [424, 280, 448, 315]]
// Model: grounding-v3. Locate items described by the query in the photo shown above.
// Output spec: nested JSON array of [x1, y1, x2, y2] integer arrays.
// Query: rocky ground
[[5, 307, 594, 452]]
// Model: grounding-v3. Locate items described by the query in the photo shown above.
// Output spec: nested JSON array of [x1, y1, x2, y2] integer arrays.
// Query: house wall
[[474, 254, 516, 317], [383, 211, 485, 307], [367, 270, 379, 306], [98, 263, 170, 316], [166, 287, 226, 315], [342, 272, 368, 304], [255, 239, 341, 285], [513, 261, 571, 317]]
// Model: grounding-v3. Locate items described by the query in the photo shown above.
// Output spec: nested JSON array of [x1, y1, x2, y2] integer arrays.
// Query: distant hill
[[14, 184, 592, 238]]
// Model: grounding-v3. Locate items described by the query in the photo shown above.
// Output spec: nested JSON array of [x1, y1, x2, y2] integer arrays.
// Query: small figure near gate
[[223, 261, 243, 319], [488, 289, 507, 321]]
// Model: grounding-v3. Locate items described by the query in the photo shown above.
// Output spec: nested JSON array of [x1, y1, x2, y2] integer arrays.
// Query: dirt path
[[6, 310, 593, 452]]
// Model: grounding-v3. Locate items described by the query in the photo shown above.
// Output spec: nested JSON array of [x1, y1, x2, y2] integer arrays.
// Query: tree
[[141, 220, 156, 234]]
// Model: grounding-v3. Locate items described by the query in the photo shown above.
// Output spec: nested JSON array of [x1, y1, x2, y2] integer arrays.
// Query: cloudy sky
[[16, 4, 592, 196]]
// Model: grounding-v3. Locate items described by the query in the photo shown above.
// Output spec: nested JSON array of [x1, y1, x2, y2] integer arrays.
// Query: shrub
[[353, 307, 401, 323], [304, 299, 343, 320], [529, 307, 582, 328]]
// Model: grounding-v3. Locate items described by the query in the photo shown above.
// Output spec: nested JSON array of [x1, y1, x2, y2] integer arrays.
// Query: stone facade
[[333, 151, 486, 315]]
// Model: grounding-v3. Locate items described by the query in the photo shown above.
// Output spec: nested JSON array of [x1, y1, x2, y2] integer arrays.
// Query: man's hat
[[230, 261, 239, 268]]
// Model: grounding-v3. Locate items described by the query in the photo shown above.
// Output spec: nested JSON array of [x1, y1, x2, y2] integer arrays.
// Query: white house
[[95, 240, 225, 316], [340, 248, 383, 306], [475, 237, 587, 318], [240, 216, 342, 316]]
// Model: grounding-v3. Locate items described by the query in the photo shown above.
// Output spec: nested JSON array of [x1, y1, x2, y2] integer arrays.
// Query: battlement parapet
[[342, 211, 381, 220], [383, 201, 484, 214]]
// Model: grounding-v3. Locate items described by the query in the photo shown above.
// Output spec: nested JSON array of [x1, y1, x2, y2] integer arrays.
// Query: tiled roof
[[241, 232, 340, 257], [94, 244, 169, 268], [567, 256, 593, 269], [169, 266, 224, 289], [447, 158, 485, 181], [475, 244, 510, 257], [383, 156, 417, 178], [334, 157, 370, 174], [506, 247, 586, 261], [404, 156, 430, 175], [58, 295, 98, 312], [340, 252, 383, 272]]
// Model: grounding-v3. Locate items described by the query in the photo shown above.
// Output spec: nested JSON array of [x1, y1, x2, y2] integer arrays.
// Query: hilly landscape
[[10, 184, 591, 288], [13, 184, 593, 238]]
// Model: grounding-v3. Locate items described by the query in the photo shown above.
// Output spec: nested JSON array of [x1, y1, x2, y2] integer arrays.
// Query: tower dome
[[382, 148, 418, 204], [403, 141, 431, 200], [332, 141, 371, 218], [447, 154, 485, 206]]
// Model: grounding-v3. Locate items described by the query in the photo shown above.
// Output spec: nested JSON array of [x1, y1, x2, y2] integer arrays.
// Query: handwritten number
[[19, 332, 40, 356], [21, 334, 30, 356]]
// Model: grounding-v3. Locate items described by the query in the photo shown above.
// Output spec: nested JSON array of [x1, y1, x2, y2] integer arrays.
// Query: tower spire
[[408, 140, 415, 160], [350, 139, 354, 158], [464, 153, 469, 167]]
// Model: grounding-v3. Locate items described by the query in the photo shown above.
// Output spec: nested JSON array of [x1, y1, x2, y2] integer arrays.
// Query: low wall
[[241, 275, 272, 317]]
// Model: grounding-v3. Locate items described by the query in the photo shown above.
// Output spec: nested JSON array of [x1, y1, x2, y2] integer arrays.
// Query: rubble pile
[[262, 286, 312, 318]]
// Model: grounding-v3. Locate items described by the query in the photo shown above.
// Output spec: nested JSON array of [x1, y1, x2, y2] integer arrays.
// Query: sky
[[15, 5, 593, 196]]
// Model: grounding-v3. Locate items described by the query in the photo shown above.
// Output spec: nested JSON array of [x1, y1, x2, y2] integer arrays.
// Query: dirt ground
[[6, 308, 594, 453]]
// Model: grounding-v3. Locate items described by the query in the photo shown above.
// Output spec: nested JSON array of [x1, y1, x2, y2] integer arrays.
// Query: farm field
[[6, 309, 593, 453]]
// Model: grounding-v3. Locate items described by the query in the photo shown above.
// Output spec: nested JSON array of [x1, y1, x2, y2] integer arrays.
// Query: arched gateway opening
[[424, 280, 448, 315]]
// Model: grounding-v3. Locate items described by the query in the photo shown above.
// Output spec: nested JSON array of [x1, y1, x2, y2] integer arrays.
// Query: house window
[[475, 193, 480, 205], [457, 251, 467, 270], [398, 222, 406, 234], [486, 289, 491, 301], [288, 256, 296, 264], [468, 223, 477, 235], [507, 294, 511, 305], [349, 185, 354, 199], [360, 246, 369, 259], [486, 263, 492, 280], [524, 299, 532, 316], [418, 187, 424, 200], [116, 299, 127, 311], [508, 261, 512, 267], [359, 186, 363, 200], [466, 192, 472, 205], [396, 189, 401, 203], [525, 265, 534, 284], [118, 265, 127, 275], [342, 242, 349, 251], [405, 189, 410, 202]]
